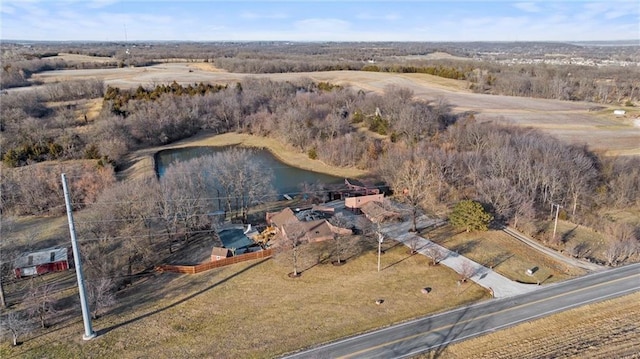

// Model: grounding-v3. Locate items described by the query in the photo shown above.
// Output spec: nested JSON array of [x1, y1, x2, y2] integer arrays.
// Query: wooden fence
[[156, 249, 273, 274]]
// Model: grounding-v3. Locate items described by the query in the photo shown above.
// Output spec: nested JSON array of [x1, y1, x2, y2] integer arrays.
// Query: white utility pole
[[377, 231, 384, 272], [552, 203, 561, 242], [62, 173, 96, 340]]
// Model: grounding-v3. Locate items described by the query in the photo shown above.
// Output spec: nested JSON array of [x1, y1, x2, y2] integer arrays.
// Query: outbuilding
[[14, 247, 70, 278]]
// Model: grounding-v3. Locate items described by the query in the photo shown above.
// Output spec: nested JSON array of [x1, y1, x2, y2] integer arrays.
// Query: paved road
[[380, 216, 538, 298], [283, 263, 640, 359]]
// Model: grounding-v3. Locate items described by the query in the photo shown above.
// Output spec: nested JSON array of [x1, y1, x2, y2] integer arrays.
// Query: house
[[344, 179, 380, 196], [359, 201, 401, 223], [345, 193, 385, 212], [280, 219, 350, 244], [14, 247, 70, 278], [266, 207, 351, 246], [266, 207, 298, 228], [211, 247, 232, 261]]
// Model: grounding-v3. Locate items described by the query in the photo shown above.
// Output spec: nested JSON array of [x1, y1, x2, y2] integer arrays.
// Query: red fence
[[156, 249, 273, 274]]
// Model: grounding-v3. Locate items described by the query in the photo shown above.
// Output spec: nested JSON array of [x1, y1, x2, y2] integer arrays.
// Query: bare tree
[[23, 281, 57, 329], [386, 158, 432, 232], [277, 222, 310, 277], [459, 261, 476, 283], [424, 244, 446, 266], [86, 277, 116, 319], [604, 222, 639, 266], [1, 311, 33, 346], [328, 214, 355, 264]]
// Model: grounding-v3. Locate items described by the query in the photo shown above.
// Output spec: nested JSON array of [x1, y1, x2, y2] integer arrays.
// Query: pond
[[155, 146, 343, 196]]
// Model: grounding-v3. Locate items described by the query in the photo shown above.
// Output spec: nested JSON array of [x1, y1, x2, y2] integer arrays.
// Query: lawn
[[1, 241, 489, 358], [425, 225, 586, 284]]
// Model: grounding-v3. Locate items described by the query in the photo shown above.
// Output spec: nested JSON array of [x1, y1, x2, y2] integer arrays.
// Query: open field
[[433, 291, 640, 359], [0, 244, 489, 358], [27, 62, 640, 156], [426, 225, 586, 284], [49, 53, 117, 64]]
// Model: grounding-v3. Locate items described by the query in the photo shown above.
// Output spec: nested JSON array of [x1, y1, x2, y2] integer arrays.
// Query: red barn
[[14, 247, 70, 278]]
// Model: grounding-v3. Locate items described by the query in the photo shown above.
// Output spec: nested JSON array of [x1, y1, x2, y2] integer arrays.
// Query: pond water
[[155, 146, 343, 196]]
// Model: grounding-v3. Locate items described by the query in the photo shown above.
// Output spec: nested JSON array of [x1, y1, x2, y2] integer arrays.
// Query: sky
[[1, 0, 638, 42]]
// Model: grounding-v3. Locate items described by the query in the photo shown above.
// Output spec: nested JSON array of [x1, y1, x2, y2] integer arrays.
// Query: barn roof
[[14, 247, 68, 269]]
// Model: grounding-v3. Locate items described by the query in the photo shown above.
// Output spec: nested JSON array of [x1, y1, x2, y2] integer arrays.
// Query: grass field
[[426, 226, 586, 284], [0, 243, 489, 358]]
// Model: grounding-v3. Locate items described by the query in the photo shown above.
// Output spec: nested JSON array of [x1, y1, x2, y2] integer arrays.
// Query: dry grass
[[0, 243, 489, 358], [52, 53, 116, 63], [27, 62, 640, 156], [539, 220, 608, 264], [426, 226, 585, 284], [431, 291, 640, 359]]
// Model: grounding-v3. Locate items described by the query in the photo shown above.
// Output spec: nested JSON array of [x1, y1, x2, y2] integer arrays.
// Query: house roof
[[282, 219, 334, 243], [14, 247, 68, 269], [266, 208, 298, 227], [360, 201, 400, 223]]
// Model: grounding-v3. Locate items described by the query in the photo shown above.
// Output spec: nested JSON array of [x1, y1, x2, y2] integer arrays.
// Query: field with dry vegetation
[[427, 225, 586, 284], [29, 62, 640, 156], [0, 243, 489, 358], [432, 291, 640, 359]]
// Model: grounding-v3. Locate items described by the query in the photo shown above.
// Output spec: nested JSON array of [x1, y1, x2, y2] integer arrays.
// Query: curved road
[[283, 263, 640, 359]]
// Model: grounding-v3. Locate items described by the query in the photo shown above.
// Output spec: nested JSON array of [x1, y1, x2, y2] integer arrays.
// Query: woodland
[[1, 41, 639, 344]]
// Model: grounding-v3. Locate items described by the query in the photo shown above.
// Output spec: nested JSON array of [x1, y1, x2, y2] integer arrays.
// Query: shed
[[14, 247, 70, 278], [211, 247, 232, 261], [218, 228, 254, 251]]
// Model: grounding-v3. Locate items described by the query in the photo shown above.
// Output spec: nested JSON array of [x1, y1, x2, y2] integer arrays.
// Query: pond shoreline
[[123, 131, 368, 181]]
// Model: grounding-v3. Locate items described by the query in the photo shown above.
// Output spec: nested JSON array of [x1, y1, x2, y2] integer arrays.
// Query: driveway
[[379, 216, 539, 298]]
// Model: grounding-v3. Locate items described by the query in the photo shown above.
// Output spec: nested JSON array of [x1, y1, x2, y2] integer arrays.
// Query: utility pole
[[552, 203, 561, 242], [377, 230, 384, 272], [62, 173, 96, 340]]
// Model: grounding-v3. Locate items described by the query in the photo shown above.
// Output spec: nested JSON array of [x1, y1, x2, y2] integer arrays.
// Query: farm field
[[433, 291, 640, 359], [28, 62, 640, 156]]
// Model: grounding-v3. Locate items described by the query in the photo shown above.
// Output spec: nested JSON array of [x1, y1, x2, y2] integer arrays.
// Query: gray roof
[[14, 247, 68, 268], [218, 229, 254, 250]]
